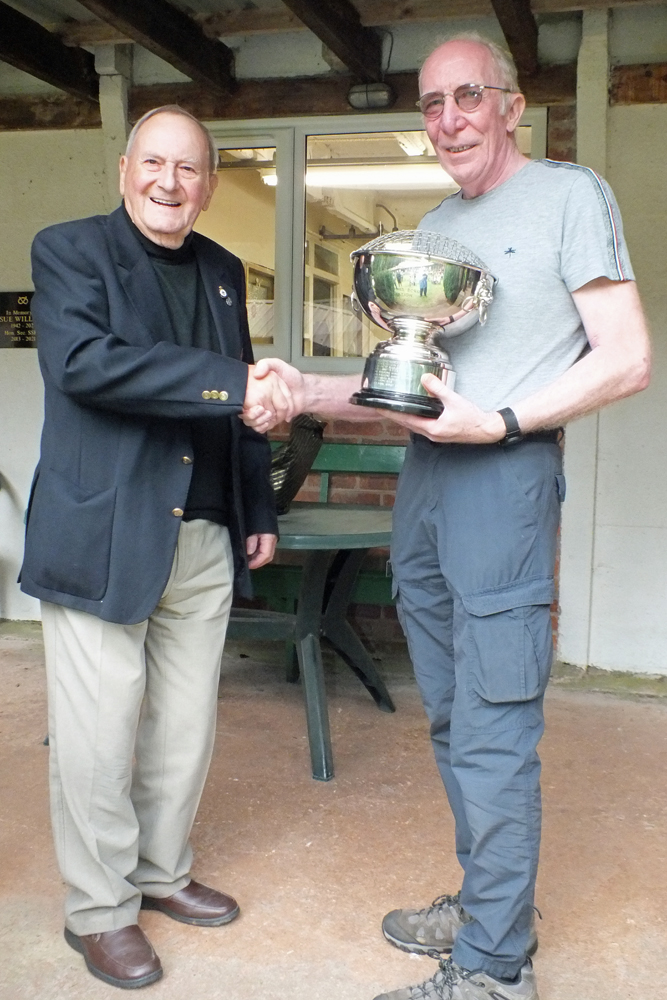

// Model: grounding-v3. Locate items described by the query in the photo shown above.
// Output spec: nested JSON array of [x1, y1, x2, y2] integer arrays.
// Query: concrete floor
[[0, 622, 666, 1000]]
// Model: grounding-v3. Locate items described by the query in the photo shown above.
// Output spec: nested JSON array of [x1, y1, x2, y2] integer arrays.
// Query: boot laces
[[408, 958, 472, 999], [424, 892, 462, 917]]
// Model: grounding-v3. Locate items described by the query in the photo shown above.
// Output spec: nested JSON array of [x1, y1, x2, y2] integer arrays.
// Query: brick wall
[[547, 104, 577, 162]]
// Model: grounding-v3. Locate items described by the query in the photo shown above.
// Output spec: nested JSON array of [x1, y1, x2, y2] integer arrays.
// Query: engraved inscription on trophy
[[349, 231, 496, 418]]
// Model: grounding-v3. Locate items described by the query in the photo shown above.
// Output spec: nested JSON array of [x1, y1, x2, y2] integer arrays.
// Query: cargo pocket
[[462, 591, 553, 706], [24, 471, 116, 601]]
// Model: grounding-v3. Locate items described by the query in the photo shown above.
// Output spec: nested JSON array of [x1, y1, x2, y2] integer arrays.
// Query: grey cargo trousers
[[391, 434, 565, 981]]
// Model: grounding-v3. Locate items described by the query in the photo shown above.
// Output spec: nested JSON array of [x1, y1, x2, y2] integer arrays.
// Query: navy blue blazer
[[21, 206, 277, 624]]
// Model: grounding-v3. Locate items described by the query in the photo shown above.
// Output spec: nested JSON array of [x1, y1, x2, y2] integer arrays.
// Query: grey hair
[[125, 106, 218, 173], [420, 32, 521, 113]]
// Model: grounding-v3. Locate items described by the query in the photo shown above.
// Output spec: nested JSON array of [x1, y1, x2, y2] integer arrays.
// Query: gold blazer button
[[202, 390, 211, 399], [172, 508, 184, 517], [182, 456, 192, 464], [219, 391, 228, 401], [210, 390, 220, 399]]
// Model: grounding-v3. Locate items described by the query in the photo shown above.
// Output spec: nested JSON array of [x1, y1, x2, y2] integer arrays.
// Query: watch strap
[[497, 406, 524, 446]]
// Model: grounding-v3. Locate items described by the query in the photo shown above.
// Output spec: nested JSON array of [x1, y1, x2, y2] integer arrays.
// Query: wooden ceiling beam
[[489, 0, 540, 79], [74, 0, 235, 94], [0, 1, 98, 103], [610, 62, 667, 103], [279, 0, 383, 82], [0, 63, 583, 132], [57, 0, 667, 46]]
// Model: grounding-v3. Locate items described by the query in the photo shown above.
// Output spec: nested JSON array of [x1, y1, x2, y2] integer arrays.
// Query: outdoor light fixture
[[346, 82, 395, 110]]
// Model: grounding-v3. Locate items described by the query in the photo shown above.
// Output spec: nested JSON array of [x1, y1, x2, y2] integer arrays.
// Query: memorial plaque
[[0, 292, 35, 348]]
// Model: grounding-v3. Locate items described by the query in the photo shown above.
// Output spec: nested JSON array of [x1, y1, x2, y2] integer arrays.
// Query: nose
[[158, 162, 179, 191], [436, 94, 467, 134]]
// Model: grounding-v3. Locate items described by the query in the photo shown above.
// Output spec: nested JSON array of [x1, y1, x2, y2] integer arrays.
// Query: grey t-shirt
[[419, 158, 634, 410]]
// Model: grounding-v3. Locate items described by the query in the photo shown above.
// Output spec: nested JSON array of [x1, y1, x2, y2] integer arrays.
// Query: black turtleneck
[[123, 204, 233, 527]]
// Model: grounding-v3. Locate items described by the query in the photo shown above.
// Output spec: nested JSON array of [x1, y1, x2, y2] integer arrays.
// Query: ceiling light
[[260, 163, 456, 191]]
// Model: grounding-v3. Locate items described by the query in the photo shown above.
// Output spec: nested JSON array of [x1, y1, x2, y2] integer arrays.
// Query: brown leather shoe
[[64, 925, 163, 989], [141, 879, 240, 926]]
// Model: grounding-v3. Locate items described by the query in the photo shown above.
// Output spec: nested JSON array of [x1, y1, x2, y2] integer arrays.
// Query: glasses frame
[[416, 84, 514, 118]]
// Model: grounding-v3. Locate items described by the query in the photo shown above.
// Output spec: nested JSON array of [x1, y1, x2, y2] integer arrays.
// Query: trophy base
[[350, 388, 443, 419]]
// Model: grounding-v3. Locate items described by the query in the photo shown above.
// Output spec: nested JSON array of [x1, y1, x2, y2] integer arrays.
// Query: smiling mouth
[[447, 145, 475, 153], [150, 197, 181, 207]]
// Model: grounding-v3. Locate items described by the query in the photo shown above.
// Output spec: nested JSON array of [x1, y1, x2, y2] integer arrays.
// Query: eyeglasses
[[416, 85, 513, 118]]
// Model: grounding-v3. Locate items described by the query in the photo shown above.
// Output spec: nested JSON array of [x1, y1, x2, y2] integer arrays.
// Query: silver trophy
[[349, 230, 496, 418]]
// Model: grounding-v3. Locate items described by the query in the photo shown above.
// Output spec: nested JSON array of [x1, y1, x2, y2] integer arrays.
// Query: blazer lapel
[[106, 207, 173, 347], [195, 242, 244, 360]]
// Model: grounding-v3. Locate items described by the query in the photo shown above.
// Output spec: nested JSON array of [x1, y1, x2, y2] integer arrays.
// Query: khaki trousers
[[41, 520, 234, 935]]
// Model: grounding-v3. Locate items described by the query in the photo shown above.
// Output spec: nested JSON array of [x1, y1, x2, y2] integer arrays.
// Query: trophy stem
[[390, 317, 435, 344]]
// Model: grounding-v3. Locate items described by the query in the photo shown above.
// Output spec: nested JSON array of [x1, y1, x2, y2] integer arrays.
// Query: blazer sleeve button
[[202, 390, 211, 399], [181, 456, 192, 464], [210, 390, 220, 399], [219, 391, 228, 401], [172, 508, 184, 517]]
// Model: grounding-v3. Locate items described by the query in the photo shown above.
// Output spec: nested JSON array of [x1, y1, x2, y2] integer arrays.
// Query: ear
[[201, 172, 219, 212], [119, 155, 128, 197], [506, 92, 526, 134]]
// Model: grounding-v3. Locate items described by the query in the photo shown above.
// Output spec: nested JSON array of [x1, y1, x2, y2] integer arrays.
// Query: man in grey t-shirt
[[246, 35, 650, 1000]]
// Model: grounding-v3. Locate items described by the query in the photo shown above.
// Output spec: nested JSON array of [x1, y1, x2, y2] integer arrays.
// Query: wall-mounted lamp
[[346, 81, 395, 111]]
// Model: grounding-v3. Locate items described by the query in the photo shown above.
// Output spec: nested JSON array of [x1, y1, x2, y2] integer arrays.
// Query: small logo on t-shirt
[[504, 247, 517, 255]]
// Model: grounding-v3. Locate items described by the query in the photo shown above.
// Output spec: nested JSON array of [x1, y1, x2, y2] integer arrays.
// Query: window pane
[[194, 147, 276, 346], [301, 126, 535, 358], [302, 130, 461, 358]]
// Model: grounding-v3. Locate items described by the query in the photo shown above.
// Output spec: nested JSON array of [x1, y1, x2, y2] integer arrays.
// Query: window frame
[[207, 109, 547, 372]]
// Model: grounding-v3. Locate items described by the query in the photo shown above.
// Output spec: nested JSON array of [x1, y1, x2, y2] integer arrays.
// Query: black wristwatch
[[497, 407, 524, 446]]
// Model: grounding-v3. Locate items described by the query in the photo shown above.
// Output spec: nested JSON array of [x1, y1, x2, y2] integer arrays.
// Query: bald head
[[418, 37, 527, 199]]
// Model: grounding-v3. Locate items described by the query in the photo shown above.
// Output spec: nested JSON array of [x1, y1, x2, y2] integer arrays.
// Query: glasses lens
[[454, 86, 484, 111], [419, 94, 445, 118]]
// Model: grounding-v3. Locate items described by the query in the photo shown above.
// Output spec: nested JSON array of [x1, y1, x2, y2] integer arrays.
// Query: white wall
[[587, 105, 667, 673], [0, 130, 107, 620]]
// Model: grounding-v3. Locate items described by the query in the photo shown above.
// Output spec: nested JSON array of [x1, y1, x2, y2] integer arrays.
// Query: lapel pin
[[226, 296, 233, 306], [218, 286, 227, 297]]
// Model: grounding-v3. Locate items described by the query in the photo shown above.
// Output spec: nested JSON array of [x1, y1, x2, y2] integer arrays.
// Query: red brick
[[331, 474, 359, 490], [329, 489, 381, 505], [359, 475, 398, 491], [349, 603, 381, 618], [547, 105, 576, 162]]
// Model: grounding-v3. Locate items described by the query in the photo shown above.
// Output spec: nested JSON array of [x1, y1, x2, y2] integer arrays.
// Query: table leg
[[297, 634, 333, 781], [322, 549, 396, 714], [295, 551, 336, 780]]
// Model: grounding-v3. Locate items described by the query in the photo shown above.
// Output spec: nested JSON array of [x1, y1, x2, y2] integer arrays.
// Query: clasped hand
[[243, 364, 297, 433], [242, 360, 305, 433]]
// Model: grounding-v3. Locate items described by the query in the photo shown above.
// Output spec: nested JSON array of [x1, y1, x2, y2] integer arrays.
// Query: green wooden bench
[[251, 442, 405, 612]]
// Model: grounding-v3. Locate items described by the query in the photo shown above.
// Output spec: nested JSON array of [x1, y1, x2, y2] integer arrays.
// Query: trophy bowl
[[350, 230, 496, 417]]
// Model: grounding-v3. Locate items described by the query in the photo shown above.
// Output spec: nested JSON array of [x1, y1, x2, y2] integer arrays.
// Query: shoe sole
[[64, 928, 163, 990], [140, 897, 240, 926], [382, 926, 539, 958]]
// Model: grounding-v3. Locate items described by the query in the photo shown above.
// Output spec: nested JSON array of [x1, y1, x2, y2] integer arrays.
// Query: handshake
[[242, 359, 307, 433]]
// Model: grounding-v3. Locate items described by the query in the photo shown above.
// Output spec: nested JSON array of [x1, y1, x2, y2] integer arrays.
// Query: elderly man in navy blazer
[[21, 106, 292, 990]]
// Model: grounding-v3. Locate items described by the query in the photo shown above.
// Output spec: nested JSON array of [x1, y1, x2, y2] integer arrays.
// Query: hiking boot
[[372, 957, 538, 1000], [381, 893, 538, 957]]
